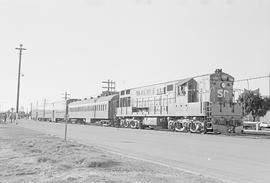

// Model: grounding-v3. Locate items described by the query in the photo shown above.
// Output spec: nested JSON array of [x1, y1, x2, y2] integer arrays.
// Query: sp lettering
[[217, 89, 229, 98]]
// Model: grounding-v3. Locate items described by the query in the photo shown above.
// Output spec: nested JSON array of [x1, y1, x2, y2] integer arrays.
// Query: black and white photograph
[[0, 0, 270, 182]]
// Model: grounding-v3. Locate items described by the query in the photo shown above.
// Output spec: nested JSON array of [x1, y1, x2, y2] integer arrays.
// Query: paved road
[[18, 120, 270, 183]]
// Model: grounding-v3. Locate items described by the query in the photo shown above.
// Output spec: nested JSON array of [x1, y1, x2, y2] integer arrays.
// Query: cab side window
[[177, 85, 186, 96]]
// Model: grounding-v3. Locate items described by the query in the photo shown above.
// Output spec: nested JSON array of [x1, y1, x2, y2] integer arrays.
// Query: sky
[[0, 0, 269, 112]]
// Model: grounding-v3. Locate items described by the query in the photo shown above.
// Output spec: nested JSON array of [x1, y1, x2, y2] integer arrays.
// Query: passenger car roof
[[69, 94, 118, 106]]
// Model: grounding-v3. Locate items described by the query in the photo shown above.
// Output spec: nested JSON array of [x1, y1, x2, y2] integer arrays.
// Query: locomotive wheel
[[175, 121, 186, 132], [190, 121, 201, 133], [168, 120, 175, 131], [120, 119, 125, 128], [123, 120, 130, 128], [130, 120, 138, 129]]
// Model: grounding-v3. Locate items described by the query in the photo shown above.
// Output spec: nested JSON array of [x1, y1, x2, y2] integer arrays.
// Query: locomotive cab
[[209, 69, 243, 133]]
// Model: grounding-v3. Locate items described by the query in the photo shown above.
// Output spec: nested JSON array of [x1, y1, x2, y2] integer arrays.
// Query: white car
[[259, 122, 270, 128]]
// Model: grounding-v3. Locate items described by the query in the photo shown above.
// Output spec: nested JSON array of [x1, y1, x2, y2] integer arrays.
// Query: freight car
[[117, 69, 243, 133]]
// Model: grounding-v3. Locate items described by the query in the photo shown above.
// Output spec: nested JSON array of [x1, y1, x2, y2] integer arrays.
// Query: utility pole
[[62, 92, 70, 141], [269, 73, 270, 97], [36, 101, 38, 120], [30, 102, 33, 119], [15, 44, 26, 123], [43, 99, 46, 119], [102, 79, 116, 95]]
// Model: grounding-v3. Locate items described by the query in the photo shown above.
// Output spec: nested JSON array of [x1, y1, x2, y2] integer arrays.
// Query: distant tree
[[259, 97, 270, 117], [238, 90, 270, 121]]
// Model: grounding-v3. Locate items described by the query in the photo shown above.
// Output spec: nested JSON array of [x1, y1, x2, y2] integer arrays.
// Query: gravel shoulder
[[0, 124, 225, 183]]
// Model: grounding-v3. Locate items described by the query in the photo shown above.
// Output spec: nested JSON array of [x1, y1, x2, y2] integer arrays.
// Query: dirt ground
[[0, 124, 225, 183]]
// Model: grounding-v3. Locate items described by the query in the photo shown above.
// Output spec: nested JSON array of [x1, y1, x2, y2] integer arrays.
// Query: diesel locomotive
[[31, 69, 243, 133], [117, 69, 242, 133]]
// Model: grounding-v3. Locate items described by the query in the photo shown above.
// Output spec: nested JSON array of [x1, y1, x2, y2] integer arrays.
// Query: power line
[[235, 75, 270, 82], [235, 74, 270, 96]]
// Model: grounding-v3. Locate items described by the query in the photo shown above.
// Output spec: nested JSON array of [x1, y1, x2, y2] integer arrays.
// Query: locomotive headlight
[[221, 82, 226, 89]]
